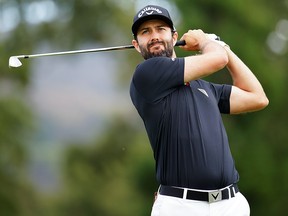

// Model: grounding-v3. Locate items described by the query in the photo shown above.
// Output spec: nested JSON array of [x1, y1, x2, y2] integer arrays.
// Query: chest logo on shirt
[[197, 88, 209, 97]]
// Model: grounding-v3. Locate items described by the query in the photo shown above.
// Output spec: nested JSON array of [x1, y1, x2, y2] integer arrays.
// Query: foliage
[[50, 118, 157, 216], [1, 0, 288, 215], [0, 96, 41, 216]]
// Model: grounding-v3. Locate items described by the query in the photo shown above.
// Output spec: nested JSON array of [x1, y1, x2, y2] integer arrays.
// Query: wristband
[[215, 40, 229, 48], [206, 33, 220, 41], [206, 33, 229, 48]]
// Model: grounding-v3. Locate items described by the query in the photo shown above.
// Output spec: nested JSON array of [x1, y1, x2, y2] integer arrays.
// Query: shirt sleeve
[[132, 57, 184, 103], [209, 83, 232, 114]]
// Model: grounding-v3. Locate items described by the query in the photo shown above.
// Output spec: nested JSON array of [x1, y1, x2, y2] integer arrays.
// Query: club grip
[[175, 35, 220, 47], [175, 40, 186, 46]]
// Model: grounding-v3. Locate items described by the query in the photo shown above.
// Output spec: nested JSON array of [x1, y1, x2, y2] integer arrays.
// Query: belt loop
[[229, 185, 235, 198], [183, 188, 188, 199], [158, 185, 161, 193]]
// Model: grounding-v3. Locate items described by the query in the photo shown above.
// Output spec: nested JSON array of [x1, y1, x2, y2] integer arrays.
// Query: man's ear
[[132, 39, 141, 53], [172, 31, 179, 46]]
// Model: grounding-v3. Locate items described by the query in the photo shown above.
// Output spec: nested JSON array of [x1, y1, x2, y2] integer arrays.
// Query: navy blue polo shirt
[[130, 57, 239, 190]]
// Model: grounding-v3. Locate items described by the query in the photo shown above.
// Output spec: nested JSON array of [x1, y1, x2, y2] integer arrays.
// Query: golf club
[[9, 40, 186, 68]]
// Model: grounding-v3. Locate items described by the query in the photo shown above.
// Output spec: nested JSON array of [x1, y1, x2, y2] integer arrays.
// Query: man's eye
[[141, 30, 149, 34]]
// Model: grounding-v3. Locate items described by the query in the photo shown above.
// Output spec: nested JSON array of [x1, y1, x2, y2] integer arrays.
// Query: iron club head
[[9, 56, 23, 68]]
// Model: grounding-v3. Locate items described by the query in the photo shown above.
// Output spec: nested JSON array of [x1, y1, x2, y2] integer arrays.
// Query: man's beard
[[139, 39, 174, 60]]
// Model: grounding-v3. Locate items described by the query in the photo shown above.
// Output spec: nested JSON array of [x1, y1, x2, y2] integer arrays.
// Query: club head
[[9, 56, 22, 68]]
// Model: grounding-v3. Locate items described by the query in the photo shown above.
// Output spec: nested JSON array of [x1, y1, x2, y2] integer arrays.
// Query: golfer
[[130, 5, 268, 216]]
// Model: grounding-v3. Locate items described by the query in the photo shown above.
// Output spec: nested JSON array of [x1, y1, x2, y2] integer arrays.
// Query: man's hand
[[181, 30, 229, 83], [179, 29, 210, 51], [179, 30, 227, 52]]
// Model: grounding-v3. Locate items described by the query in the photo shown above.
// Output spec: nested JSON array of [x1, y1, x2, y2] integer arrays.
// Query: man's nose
[[150, 30, 160, 41]]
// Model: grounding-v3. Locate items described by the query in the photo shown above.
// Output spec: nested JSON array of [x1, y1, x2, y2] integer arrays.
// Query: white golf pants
[[151, 192, 250, 216]]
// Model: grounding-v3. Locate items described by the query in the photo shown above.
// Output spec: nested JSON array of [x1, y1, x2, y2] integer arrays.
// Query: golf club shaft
[[19, 40, 186, 59], [8, 40, 187, 68], [19, 45, 134, 59]]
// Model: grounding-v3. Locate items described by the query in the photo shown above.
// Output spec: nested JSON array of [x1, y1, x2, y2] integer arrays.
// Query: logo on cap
[[138, 6, 162, 18]]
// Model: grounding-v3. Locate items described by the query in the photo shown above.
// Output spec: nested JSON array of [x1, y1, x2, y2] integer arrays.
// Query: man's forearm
[[225, 47, 264, 94], [225, 47, 269, 113]]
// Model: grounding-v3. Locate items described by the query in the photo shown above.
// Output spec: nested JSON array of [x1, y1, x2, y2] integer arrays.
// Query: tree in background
[[51, 118, 157, 216], [0, 97, 40, 215], [1, 0, 42, 215], [1, 0, 288, 215]]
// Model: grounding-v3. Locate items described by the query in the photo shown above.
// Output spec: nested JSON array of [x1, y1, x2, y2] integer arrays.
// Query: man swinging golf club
[[130, 5, 269, 216]]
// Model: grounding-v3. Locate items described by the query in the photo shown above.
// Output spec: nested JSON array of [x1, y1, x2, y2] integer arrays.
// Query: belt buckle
[[208, 190, 222, 203]]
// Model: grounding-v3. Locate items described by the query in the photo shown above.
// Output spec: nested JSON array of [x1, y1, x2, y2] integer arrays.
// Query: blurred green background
[[1, 0, 287, 215]]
